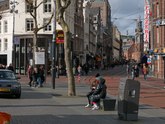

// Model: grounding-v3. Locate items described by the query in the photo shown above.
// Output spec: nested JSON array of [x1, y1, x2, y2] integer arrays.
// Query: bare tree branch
[[25, 0, 35, 18], [56, 0, 71, 27], [36, 0, 47, 9], [38, 13, 54, 31]]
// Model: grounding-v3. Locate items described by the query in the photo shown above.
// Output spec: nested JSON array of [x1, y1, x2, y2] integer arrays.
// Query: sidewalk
[[17, 74, 165, 124]]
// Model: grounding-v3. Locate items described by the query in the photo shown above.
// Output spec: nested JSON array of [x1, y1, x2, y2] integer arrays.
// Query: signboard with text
[[144, 0, 150, 50], [56, 30, 64, 44]]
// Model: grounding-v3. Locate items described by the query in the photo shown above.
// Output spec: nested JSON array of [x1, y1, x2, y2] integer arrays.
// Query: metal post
[[10, 0, 18, 73], [52, 0, 56, 89]]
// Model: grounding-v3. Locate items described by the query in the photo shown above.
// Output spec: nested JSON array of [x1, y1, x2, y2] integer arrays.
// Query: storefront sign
[[144, 0, 150, 50], [56, 30, 64, 44]]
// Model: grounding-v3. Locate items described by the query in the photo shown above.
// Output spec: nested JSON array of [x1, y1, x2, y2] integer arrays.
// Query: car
[[0, 69, 21, 98]]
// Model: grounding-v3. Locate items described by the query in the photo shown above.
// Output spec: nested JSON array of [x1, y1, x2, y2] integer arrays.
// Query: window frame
[[43, 18, 52, 31], [4, 38, 8, 51], [26, 18, 34, 32], [4, 20, 8, 33], [43, 0, 52, 13], [26, 2, 33, 13]]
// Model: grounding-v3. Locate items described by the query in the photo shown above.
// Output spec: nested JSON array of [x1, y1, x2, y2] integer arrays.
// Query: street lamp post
[[52, 0, 56, 89], [10, 0, 18, 73]]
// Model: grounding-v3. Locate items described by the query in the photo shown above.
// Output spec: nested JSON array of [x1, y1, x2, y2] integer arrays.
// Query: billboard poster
[[35, 52, 45, 65]]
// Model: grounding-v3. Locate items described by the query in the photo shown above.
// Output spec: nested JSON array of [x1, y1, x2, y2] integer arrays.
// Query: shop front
[[13, 35, 52, 75]]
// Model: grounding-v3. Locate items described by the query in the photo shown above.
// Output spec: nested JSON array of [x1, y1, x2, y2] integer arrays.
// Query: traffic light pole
[[52, 0, 56, 89]]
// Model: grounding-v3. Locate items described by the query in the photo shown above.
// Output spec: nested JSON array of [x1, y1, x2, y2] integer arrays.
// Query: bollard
[[0, 112, 11, 124]]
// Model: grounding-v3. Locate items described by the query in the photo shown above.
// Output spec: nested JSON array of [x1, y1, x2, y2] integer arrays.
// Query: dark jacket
[[92, 77, 107, 99]]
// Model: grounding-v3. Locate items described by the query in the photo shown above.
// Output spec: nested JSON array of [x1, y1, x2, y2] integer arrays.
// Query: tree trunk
[[32, 32, 37, 67], [64, 31, 76, 96], [56, 0, 76, 96]]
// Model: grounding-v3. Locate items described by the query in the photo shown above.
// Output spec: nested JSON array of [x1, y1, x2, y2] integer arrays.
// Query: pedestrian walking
[[32, 67, 39, 87], [142, 63, 148, 80], [131, 64, 139, 80], [77, 65, 82, 82], [27, 65, 34, 87], [134, 65, 139, 78], [77, 65, 82, 75], [38, 65, 45, 87], [72, 66, 76, 76], [83, 63, 89, 75], [131, 65, 135, 80], [126, 64, 130, 78]]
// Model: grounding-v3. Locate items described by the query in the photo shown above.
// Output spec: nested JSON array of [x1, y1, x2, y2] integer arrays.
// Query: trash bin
[[0, 112, 11, 124], [118, 78, 140, 121]]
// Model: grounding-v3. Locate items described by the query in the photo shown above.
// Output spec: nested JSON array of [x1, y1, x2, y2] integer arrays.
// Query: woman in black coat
[[90, 77, 107, 110]]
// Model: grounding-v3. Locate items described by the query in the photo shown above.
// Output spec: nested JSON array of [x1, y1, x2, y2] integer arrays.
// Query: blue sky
[[109, 0, 144, 35]]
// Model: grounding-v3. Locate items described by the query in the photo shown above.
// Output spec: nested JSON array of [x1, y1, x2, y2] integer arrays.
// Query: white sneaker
[[92, 106, 99, 110], [85, 104, 91, 108], [91, 104, 99, 110]]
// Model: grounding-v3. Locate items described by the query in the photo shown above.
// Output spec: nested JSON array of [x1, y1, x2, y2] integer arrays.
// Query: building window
[[26, 2, 33, 13], [26, 18, 33, 31], [4, 38, 8, 51], [43, 18, 51, 31], [4, 20, 8, 33], [44, 0, 51, 12], [0, 39, 1, 51], [0, 21, 1, 33]]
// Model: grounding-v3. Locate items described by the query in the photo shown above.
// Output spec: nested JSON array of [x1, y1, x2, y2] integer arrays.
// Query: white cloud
[[109, 0, 144, 35]]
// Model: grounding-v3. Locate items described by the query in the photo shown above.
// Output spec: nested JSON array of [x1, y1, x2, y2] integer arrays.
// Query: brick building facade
[[151, 0, 165, 79]]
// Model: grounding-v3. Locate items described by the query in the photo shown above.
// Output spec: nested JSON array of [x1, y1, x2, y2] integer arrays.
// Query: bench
[[100, 97, 116, 111]]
